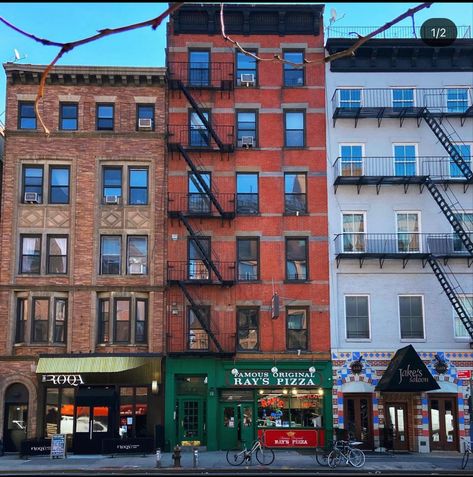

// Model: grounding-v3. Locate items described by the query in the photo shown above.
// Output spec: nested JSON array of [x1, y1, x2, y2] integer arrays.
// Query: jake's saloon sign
[[228, 370, 322, 387]]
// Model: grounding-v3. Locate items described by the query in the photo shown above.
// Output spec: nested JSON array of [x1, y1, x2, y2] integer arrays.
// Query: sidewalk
[[0, 450, 467, 474]]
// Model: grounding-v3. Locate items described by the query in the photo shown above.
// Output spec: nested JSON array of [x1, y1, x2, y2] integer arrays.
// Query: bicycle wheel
[[226, 449, 246, 466], [328, 449, 342, 468], [315, 447, 329, 466], [462, 450, 470, 470], [256, 447, 275, 465], [348, 448, 365, 467]]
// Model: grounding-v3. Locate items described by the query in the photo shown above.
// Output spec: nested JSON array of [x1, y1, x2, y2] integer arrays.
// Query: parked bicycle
[[315, 445, 330, 466], [226, 433, 275, 466], [461, 437, 471, 469], [327, 439, 365, 468]]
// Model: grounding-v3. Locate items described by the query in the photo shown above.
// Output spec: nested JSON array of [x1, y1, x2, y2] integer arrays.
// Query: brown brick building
[[163, 4, 332, 451], [0, 64, 166, 453]]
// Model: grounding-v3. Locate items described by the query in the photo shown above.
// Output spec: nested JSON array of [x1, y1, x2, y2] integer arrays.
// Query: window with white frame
[[342, 213, 365, 252], [451, 144, 471, 178], [345, 295, 370, 340], [396, 212, 420, 252], [446, 88, 469, 113], [399, 295, 424, 339], [339, 89, 361, 108], [454, 295, 473, 338], [393, 144, 417, 176], [339, 144, 363, 176], [392, 88, 414, 108], [453, 211, 473, 252]]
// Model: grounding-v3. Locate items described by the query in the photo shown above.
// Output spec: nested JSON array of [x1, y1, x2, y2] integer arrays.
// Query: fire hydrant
[[155, 448, 161, 468], [172, 445, 182, 467]]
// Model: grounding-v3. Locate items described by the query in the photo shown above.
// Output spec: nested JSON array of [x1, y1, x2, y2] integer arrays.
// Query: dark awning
[[375, 344, 440, 392]]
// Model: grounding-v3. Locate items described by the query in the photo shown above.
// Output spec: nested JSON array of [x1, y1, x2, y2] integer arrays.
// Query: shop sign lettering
[[230, 370, 321, 387], [42, 374, 84, 386], [398, 365, 428, 385], [259, 429, 320, 448]]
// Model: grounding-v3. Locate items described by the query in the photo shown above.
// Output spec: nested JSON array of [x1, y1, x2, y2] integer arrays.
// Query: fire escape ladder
[[177, 80, 225, 151], [176, 144, 226, 217], [177, 281, 223, 353], [425, 178, 473, 254], [427, 256, 473, 339], [177, 212, 224, 283], [421, 108, 473, 180]]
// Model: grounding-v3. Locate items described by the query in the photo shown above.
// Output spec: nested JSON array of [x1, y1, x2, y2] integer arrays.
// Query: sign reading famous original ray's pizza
[[228, 369, 322, 387]]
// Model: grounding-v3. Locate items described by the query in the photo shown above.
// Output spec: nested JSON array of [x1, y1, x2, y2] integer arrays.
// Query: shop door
[[219, 403, 254, 450], [429, 395, 458, 451], [73, 405, 113, 454], [178, 398, 205, 446], [343, 394, 374, 450], [3, 383, 29, 452], [385, 403, 409, 451]]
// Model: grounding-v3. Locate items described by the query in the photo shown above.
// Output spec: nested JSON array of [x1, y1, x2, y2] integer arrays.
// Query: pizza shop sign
[[229, 370, 322, 387]]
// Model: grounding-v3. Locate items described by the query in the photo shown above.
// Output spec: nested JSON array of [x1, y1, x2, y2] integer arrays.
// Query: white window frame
[[452, 209, 473, 253], [450, 142, 472, 178], [341, 211, 367, 253], [344, 294, 371, 342], [453, 294, 473, 340], [398, 294, 425, 342], [391, 87, 416, 108], [445, 86, 471, 113], [337, 87, 363, 108], [395, 210, 421, 253], [392, 143, 418, 176], [339, 143, 365, 176]]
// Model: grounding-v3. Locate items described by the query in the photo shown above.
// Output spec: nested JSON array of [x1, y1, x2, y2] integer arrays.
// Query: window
[[136, 104, 155, 130], [103, 167, 122, 202], [394, 144, 417, 176], [189, 50, 210, 86], [59, 103, 78, 130], [53, 298, 67, 343], [49, 167, 70, 204], [188, 237, 210, 280], [339, 89, 361, 108], [189, 111, 210, 147], [453, 211, 473, 252], [397, 212, 420, 252], [236, 51, 257, 86], [119, 387, 149, 438], [399, 295, 424, 339], [237, 308, 259, 350], [345, 296, 370, 339], [447, 88, 468, 113], [127, 236, 148, 275], [284, 111, 305, 147], [286, 308, 308, 350], [340, 145, 363, 176], [392, 88, 414, 109], [98, 294, 148, 344], [96, 103, 114, 131], [32, 298, 49, 343], [285, 238, 308, 281], [283, 51, 304, 86], [454, 296, 472, 338], [236, 173, 258, 214], [342, 213, 365, 252], [451, 144, 471, 178], [22, 166, 43, 203], [20, 235, 41, 274], [284, 173, 307, 214], [188, 306, 210, 350], [188, 172, 211, 214], [237, 238, 259, 281], [18, 102, 36, 129], [47, 236, 68, 274], [15, 298, 28, 343], [129, 168, 148, 205], [100, 236, 121, 274], [237, 111, 257, 147]]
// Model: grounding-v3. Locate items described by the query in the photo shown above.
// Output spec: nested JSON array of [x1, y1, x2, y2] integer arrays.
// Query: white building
[[326, 33, 473, 452]]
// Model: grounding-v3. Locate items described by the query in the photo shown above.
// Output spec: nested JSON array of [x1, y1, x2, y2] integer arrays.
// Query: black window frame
[[187, 305, 210, 350], [286, 307, 308, 351], [22, 165, 44, 204], [283, 50, 305, 87], [135, 299, 148, 344], [188, 236, 211, 281], [284, 172, 307, 215], [15, 297, 28, 343], [236, 172, 259, 215], [114, 298, 132, 343], [100, 235, 122, 275], [102, 166, 123, 203], [128, 167, 149, 205], [32, 297, 50, 343], [46, 235, 68, 275], [236, 307, 259, 351], [49, 166, 70, 204], [136, 104, 155, 131], [237, 237, 260, 282], [236, 50, 258, 87], [188, 171, 211, 214], [59, 102, 78, 131], [96, 103, 115, 131], [127, 235, 148, 276], [188, 109, 211, 148], [188, 49, 211, 87], [18, 101, 36, 130], [284, 109, 306, 148], [53, 298, 67, 344], [20, 234, 42, 274], [285, 237, 308, 281], [98, 298, 110, 344], [236, 110, 258, 148]]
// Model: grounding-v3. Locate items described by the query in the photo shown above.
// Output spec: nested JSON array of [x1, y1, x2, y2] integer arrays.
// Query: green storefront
[[164, 358, 333, 451]]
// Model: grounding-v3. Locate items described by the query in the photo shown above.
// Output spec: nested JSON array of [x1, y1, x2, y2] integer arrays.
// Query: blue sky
[[0, 2, 472, 122]]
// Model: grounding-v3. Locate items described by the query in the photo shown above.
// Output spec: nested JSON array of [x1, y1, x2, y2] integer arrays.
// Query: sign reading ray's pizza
[[228, 370, 322, 387], [375, 345, 440, 392]]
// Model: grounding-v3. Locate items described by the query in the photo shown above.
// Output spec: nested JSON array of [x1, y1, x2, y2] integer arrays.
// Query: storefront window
[[59, 388, 75, 437], [119, 386, 149, 438], [45, 388, 59, 438], [257, 389, 323, 428]]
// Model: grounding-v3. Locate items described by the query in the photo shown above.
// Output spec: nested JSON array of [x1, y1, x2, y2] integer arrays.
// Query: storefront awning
[[375, 345, 439, 392]]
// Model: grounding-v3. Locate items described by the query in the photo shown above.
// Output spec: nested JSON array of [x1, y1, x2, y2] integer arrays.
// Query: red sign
[[458, 370, 471, 380], [258, 429, 324, 448]]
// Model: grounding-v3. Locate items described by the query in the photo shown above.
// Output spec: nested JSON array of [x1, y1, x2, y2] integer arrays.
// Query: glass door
[[343, 394, 374, 449], [73, 405, 111, 454], [385, 403, 409, 451], [4, 404, 28, 452], [177, 398, 205, 446], [429, 395, 458, 451]]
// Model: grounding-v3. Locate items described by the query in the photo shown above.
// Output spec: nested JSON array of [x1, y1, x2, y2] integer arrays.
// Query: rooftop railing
[[325, 25, 471, 39]]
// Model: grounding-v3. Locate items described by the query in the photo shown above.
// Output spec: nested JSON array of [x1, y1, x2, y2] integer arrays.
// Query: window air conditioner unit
[[241, 136, 255, 148], [240, 73, 255, 86], [24, 192, 39, 203], [138, 118, 152, 129], [105, 195, 120, 204], [129, 263, 146, 274]]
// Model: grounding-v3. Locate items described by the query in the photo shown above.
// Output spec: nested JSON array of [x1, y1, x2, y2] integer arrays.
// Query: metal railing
[[167, 124, 235, 150], [167, 62, 234, 89], [166, 327, 236, 354], [168, 192, 235, 217], [326, 25, 471, 39], [167, 260, 236, 283], [333, 156, 472, 181], [331, 88, 473, 115], [334, 233, 473, 256]]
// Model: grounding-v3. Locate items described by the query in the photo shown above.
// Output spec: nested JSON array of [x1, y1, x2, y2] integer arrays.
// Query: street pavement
[[0, 449, 469, 475]]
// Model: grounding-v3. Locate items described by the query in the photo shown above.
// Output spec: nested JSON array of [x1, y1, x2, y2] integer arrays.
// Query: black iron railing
[[168, 192, 235, 217], [168, 124, 235, 150], [167, 62, 234, 89], [166, 328, 236, 354], [326, 25, 471, 39], [167, 260, 236, 283]]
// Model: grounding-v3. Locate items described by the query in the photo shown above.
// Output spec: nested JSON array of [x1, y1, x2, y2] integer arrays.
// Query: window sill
[[237, 280, 262, 284], [283, 212, 309, 217], [346, 338, 372, 342], [14, 342, 66, 347], [283, 146, 306, 150], [236, 212, 260, 217], [400, 338, 425, 342], [284, 279, 310, 284]]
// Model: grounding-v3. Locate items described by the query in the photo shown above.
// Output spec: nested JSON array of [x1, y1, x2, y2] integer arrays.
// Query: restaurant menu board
[[50, 434, 66, 459]]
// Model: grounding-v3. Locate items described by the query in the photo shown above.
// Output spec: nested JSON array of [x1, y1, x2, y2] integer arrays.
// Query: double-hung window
[[237, 308, 259, 350], [283, 51, 304, 86], [96, 103, 114, 131], [49, 167, 70, 204], [286, 308, 308, 350], [339, 89, 361, 108], [189, 50, 210, 87], [20, 235, 41, 274], [114, 298, 131, 343], [188, 306, 210, 350], [103, 167, 122, 203], [454, 296, 472, 339], [397, 212, 420, 252], [237, 237, 259, 281], [394, 144, 417, 176], [285, 238, 308, 281], [342, 213, 365, 253], [129, 168, 148, 205], [451, 144, 471, 178], [284, 111, 305, 147], [23, 166, 43, 203], [100, 236, 121, 274], [32, 298, 50, 343], [188, 172, 211, 214], [189, 111, 210, 147], [453, 212, 473, 252], [127, 236, 148, 275], [447, 88, 469, 113], [47, 236, 68, 274], [392, 88, 414, 109], [236, 173, 258, 214], [340, 145, 363, 177], [399, 295, 424, 340], [236, 51, 257, 86], [345, 296, 370, 340], [59, 103, 78, 130], [18, 101, 36, 129], [136, 104, 155, 131], [188, 237, 210, 280], [237, 111, 257, 148], [284, 173, 307, 214]]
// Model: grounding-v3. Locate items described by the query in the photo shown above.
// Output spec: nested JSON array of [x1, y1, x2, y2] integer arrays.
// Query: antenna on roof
[[12, 49, 27, 63]]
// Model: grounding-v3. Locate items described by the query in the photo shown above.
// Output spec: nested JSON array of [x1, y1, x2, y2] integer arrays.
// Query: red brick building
[[164, 4, 332, 451], [0, 64, 166, 453]]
